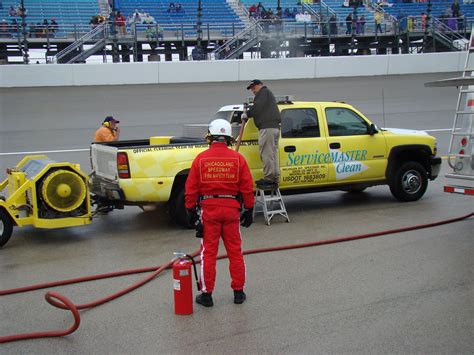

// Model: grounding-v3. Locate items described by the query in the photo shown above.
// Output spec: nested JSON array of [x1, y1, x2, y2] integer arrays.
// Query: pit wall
[[0, 52, 467, 88]]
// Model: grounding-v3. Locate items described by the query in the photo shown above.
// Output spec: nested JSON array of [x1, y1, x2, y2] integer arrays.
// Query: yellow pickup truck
[[90, 100, 441, 226]]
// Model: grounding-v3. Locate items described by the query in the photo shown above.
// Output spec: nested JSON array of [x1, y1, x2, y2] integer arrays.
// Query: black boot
[[196, 292, 213, 307], [234, 290, 246, 304]]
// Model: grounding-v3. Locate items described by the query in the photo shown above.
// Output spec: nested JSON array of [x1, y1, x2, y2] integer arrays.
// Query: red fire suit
[[185, 142, 254, 294]]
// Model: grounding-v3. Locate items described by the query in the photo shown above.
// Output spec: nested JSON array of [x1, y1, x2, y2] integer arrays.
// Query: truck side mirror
[[368, 123, 378, 136]]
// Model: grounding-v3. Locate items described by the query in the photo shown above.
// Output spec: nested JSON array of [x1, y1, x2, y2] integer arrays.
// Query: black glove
[[240, 208, 254, 228], [187, 208, 199, 226]]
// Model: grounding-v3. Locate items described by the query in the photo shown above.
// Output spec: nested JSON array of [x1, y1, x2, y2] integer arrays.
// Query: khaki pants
[[258, 128, 280, 182]]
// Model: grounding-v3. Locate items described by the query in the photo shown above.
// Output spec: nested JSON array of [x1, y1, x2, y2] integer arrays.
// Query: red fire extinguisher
[[173, 252, 200, 315]]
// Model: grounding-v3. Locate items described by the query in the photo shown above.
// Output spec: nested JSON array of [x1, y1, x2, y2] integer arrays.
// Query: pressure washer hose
[[1, 212, 472, 344]]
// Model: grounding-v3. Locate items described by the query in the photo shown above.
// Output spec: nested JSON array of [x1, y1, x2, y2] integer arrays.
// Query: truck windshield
[[213, 110, 243, 125], [214, 111, 232, 121]]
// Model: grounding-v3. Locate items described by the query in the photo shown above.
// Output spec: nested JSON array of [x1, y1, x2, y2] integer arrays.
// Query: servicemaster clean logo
[[286, 148, 369, 180]]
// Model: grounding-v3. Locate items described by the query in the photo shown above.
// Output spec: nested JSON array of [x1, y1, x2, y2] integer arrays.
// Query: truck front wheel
[[0, 209, 14, 248], [389, 161, 428, 202], [168, 186, 192, 228]]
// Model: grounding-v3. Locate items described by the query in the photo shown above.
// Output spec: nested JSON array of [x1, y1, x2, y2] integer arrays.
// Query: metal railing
[[211, 20, 263, 60], [52, 22, 107, 63], [432, 17, 468, 50]]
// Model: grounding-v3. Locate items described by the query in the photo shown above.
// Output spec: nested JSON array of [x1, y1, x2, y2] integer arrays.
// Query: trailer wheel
[[0, 209, 13, 248], [389, 161, 428, 202], [169, 186, 192, 228]]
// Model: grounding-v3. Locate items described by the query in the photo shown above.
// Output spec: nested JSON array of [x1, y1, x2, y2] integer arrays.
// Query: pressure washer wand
[[235, 103, 248, 152]]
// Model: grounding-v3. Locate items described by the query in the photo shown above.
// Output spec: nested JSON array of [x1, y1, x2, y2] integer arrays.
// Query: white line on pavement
[[0, 148, 89, 156]]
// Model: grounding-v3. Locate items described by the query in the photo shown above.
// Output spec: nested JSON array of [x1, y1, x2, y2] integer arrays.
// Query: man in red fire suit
[[185, 119, 255, 307]]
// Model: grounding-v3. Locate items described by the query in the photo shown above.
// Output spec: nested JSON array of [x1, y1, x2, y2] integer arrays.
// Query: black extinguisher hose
[[185, 254, 201, 292]]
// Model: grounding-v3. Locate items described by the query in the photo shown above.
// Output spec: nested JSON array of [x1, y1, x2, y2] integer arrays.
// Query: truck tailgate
[[91, 144, 118, 181]]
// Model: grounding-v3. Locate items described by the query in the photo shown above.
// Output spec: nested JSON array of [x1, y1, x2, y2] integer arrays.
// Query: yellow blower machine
[[0, 155, 92, 248]]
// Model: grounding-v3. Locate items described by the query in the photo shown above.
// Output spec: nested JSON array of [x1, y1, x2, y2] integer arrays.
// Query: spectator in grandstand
[[89, 15, 99, 29], [42, 19, 50, 38], [456, 12, 463, 30], [8, 5, 16, 17], [35, 22, 43, 38], [50, 18, 58, 36], [374, 11, 383, 35], [176, 3, 184, 13], [0, 2, 3, 10], [115, 11, 126, 35], [345, 13, 352, 34], [192, 45, 206, 60], [451, 0, 460, 17], [328, 13, 337, 35], [97, 14, 106, 24], [0, 19, 8, 38], [397, 11, 406, 33], [146, 24, 163, 42], [357, 14, 365, 34], [420, 12, 427, 30], [275, 9, 283, 32], [257, 2, 264, 16], [446, 15, 457, 30], [16, 4, 26, 17], [94, 117, 121, 142], [167, 2, 176, 12], [145, 25, 156, 40], [249, 4, 257, 17], [10, 19, 18, 36], [142, 13, 155, 24], [127, 12, 140, 34], [407, 16, 413, 32], [28, 22, 35, 37]]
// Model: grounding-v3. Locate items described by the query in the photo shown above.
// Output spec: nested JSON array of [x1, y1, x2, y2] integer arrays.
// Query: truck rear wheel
[[389, 161, 428, 202], [169, 186, 192, 228], [0, 209, 14, 248]]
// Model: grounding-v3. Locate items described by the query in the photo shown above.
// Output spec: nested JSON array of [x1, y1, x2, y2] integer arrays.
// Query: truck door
[[279, 107, 329, 188], [324, 106, 387, 182]]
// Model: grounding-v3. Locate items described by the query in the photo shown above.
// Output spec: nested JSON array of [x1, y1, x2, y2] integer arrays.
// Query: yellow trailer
[[0, 155, 92, 247]]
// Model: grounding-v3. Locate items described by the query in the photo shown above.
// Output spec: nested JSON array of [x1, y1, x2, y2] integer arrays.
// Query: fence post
[[133, 23, 138, 62]]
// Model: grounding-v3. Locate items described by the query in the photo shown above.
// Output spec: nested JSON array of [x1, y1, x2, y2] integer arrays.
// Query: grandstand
[[115, 0, 245, 35], [383, 0, 472, 19], [0, 0, 100, 36], [0, 0, 470, 63], [0, 0, 245, 37]]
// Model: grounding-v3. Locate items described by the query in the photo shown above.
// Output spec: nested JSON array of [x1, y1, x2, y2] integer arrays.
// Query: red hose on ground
[[1, 212, 472, 344]]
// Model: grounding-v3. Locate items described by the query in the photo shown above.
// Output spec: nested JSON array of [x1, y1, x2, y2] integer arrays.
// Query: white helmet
[[208, 119, 232, 138]]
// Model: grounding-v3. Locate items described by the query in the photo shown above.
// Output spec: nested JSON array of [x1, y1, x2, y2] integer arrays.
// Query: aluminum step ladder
[[444, 27, 474, 191], [253, 186, 289, 225]]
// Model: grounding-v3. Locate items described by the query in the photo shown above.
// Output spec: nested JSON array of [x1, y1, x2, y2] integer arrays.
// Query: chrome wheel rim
[[401, 170, 422, 194]]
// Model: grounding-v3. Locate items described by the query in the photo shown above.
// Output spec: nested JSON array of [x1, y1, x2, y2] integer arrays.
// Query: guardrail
[[0, 16, 470, 42]]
